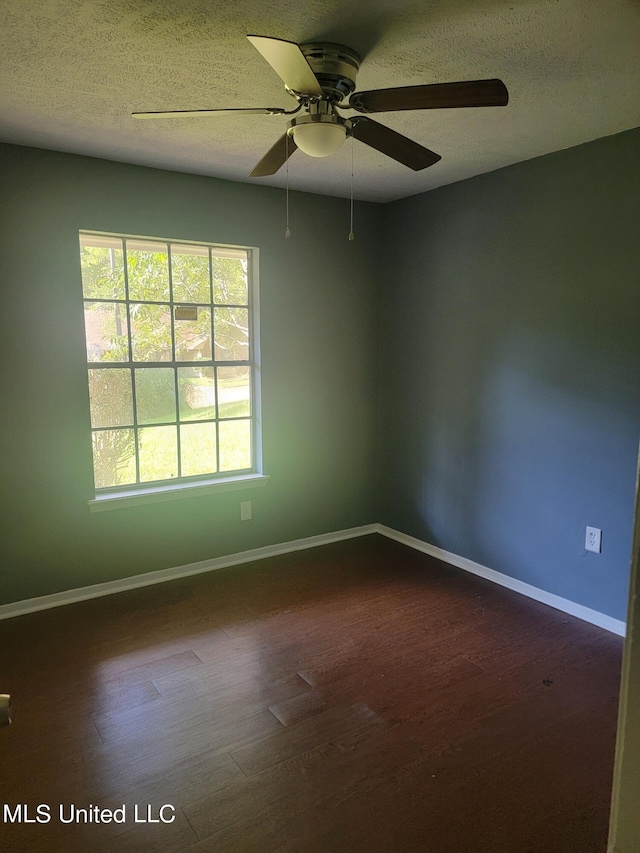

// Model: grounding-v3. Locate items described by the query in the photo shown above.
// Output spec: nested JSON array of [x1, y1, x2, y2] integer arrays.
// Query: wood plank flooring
[[0, 534, 623, 852]]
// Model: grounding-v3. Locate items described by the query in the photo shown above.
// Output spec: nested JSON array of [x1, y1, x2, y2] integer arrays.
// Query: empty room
[[1, 1, 639, 851]]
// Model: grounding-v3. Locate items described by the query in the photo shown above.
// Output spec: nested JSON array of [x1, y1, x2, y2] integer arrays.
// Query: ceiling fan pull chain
[[349, 135, 355, 241], [285, 132, 291, 239]]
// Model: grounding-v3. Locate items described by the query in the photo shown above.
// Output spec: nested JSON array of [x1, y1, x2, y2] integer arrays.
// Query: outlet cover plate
[[585, 526, 602, 553], [240, 501, 252, 521]]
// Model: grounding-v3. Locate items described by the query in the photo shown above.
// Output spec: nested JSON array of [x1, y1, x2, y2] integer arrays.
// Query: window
[[80, 232, 265, 509]]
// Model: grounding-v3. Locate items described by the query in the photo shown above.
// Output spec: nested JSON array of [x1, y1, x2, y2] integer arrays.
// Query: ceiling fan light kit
[[289, 117, 347, 157], [287, 99, 350, 157]]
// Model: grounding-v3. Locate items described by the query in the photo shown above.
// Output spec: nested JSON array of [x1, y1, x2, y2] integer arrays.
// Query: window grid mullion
[[167, 243, 182, 480], [122, 239, 141, 485], [85, 359, 251, 369], [214, 366, 221, 474], [209, 249, 222, 475], [91, 414, 253, 434]]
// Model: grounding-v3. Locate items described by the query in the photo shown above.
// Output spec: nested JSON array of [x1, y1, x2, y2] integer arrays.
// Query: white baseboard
[[0, 524, 378, 621], [376, 524, 626, 637], [1, 521, 626, 637]]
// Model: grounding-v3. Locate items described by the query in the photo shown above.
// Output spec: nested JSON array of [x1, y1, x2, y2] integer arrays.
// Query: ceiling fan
[[132, 35, 509, 177]]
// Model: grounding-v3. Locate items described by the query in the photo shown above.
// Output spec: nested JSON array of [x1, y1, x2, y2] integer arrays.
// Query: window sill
[[88, 474, 270, 513]]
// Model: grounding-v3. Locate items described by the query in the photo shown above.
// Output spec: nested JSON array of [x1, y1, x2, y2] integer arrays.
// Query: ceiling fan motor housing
[[299, 42, 361, 101]]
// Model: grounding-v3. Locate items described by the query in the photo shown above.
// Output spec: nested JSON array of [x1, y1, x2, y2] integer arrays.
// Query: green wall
[[377, 128, 640, 621], [1, 130, 638, 620], [0, 144, 380, 605]]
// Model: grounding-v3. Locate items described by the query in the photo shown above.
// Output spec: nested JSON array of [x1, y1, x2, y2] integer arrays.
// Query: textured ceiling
[[1, 0, 639, 202]]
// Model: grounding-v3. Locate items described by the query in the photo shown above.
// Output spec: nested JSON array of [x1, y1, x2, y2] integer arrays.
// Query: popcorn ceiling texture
[[1, 0, 638, 201]]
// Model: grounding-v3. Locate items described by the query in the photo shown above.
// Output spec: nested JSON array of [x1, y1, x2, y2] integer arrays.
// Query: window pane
[[135, 368, 176, 424], [178, 367, 215, 421], [180, 423, 217, 477], [84, 301, 129, 362], [82, 234, 257, 495], [80, 240, 125, 300], [127, 241, 170, 301], [92, 429, 136, 488], [130, 303, 172, 361], [172, 245, 210, 303], [88, 369, 133, 428], [138, 425, 178, 482], [219, 420, 251, 471], [175, 307, 212, 362], [214, 307, 249, 361], [212, 256, 248, 305], [217, 366, 250, 418]]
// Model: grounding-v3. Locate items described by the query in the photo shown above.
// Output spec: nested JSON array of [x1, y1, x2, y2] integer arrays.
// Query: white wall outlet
[[585, 526, 602, 553], [240, 501, 252, 521]]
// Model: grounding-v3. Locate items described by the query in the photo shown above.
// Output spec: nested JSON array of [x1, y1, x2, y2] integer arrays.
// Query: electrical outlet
[[585, 526, 601, 553], [240, 501, 252, 521]]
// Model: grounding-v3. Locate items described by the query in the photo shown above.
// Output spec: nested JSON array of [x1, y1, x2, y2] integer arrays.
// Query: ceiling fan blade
[[349, 79, 509, 113], [132, 107, 286, 119], [247, 35, 323, 97], [350, 118, 440, 171], [249, 132, 298, 178]]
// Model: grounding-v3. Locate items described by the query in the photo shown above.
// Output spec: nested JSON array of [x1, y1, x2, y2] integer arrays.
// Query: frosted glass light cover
[[292, 123, 346, 158]]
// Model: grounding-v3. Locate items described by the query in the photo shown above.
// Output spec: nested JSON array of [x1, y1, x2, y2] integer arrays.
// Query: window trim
[[88, 473, 270, 512], [80, 231, 264, 507]]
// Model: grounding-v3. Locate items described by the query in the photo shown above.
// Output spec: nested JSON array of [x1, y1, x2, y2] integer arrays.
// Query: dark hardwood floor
[[0, 534, 623, 852]]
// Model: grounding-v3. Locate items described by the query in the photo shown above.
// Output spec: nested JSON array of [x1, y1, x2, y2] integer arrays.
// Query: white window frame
[[80, 231, 268, 512]]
